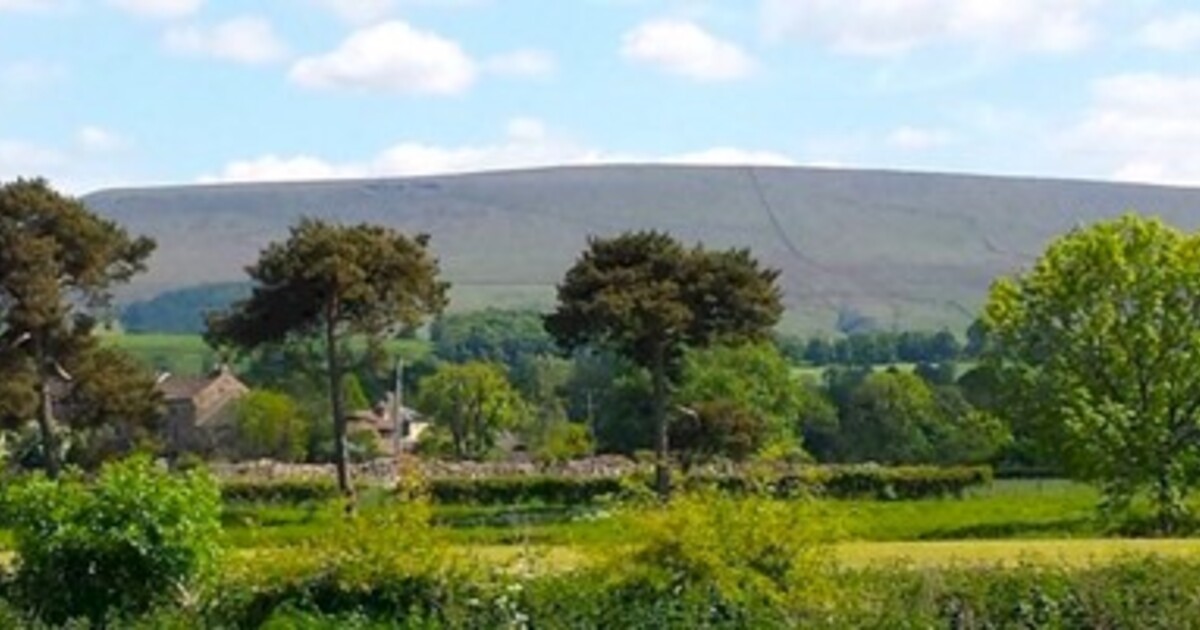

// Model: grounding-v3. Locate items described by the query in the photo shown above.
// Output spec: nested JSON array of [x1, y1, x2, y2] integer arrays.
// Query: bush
[[684, 465, 992, 501], [221, 477, 343, 503], [2, 456, 222, 625], [427, 475, 627, 505], [207, 501, 484, 628]]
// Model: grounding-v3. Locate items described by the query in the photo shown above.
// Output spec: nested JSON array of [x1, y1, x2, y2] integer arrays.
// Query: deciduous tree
[[416, 361, 526, 460], [985, 214, 1200, 532]]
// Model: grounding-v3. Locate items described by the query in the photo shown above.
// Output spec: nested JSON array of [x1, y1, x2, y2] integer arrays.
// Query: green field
[[211, 479, 1200, 570], [101, 332, 433, 376]]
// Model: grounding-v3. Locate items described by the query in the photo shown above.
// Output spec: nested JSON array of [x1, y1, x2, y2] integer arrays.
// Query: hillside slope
[[84, 165, 1200, 333]]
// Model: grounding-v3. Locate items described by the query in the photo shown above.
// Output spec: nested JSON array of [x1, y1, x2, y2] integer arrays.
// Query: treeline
[[777, 328, 973, 366], [408, 308, 1017, 471]]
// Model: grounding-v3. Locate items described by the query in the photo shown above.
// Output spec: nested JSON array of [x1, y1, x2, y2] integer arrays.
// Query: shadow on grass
[[917, 517, 1098, 541]]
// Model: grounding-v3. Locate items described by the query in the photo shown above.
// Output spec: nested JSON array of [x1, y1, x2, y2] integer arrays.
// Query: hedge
[[218, 465, 992, 505]]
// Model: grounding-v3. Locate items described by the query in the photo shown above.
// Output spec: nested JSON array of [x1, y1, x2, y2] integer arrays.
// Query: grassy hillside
[[84, 165, 1200, 333]]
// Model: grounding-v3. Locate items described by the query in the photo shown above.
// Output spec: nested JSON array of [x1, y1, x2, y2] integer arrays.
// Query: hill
[[84, 165, 1200, 334]]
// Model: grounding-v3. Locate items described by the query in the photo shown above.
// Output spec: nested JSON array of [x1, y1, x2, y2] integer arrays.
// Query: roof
[[158, 375, 218, 400], [157, 365, 243, 401]]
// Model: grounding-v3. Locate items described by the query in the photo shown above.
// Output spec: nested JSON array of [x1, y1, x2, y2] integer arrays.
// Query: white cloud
[[290, 20, 477, 95], [1062, 73, 1200, 186], [1137, 13, 1200, 53], [164, 17, 290, 64], [108, 0, 202, 19], [0, 0, 67, 12], [886, 126, 954, 150], [314, 0, 393, 24], [76, 126, 126, 152], [621, 18, 755, 81], [483, 49, 557, 78], [762, 0, 1096, 56], [312, 0, 484, 23], [205, 118, 796, 183], [0, 140, 64, 175], [667, 147, 796, 166]]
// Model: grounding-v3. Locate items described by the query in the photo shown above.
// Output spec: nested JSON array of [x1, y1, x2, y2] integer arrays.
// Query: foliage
[[1, 456, 222, 625], [801, 330, 963, 367], [0, 178, 155, 476], [674, 342, 806, 464], [120, 282, 252, 334], [220, 476, 344, 503], [430, 308, 556, 370], [984, 214, 1200, 532], [416, 361, 527, 460], [426, 475, 628, 505], [207, 500, 480, 629], [530, 420, 593, 465], [837, 371, 1007, 466], [579, 492, 834, 627], [547, 231, 783, 497], [207, 218, 447, 494], [235, 390, 310, 462], [683, 464, 993, 501], [562, 350, 655, 454]]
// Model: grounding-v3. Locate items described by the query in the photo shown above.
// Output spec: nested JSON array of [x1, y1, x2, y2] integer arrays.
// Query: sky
[[2, 0, 1200, 193]]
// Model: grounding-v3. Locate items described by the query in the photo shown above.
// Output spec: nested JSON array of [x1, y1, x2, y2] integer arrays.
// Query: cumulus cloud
[[204, 118, 796, 183], [290, 20, 476, 95], [483, 49, 557, 78], [1062, 73, 1200, 186], [164, 17, 290, 64], [314, 0, 394, 24], [621, 18, 755, 81], [886, 126, 954, 150], [1137, 13, 1200, 53], [762, 0, 1096, 56], [76, 126, 126, 152], [108, 0, 202, 19]]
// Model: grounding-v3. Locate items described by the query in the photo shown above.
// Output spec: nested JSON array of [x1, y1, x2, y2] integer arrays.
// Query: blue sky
[[1, 0, 1199, 192]]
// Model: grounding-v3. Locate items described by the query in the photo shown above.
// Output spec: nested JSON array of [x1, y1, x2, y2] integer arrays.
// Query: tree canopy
[[0, 179, 155, 476], [416, 361, 527, 460], [545, 231, 783, 496], [207, 218, 447, 494], [985, 214, 1200, 532]]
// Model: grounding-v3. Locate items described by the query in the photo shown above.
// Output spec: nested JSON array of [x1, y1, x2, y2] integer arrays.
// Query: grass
[[200, 479, 1200, 572], [3, 479, 1199, 572]]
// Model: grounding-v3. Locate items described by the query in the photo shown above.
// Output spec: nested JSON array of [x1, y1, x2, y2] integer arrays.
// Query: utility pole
[[392, 356, 404, 455]]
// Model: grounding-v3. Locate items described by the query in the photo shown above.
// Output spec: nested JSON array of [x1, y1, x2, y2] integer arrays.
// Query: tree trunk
[[324, 309, 352, 500], [35, 370, 61, 479], [652, 342, 671, 501], [33, 335, 61, 479], [1156, 469, 1181, 535]]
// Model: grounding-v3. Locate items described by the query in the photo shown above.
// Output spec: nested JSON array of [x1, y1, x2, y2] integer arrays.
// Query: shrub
[[2, 456, 222, 625], [208, 500, 484, 628], [221, 477, 343, 503], [426, 475, 627, 505]]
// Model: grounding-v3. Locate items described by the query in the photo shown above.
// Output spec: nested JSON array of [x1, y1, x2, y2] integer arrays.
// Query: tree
[[416, 361, 527, 460], [0, 179, 155, 477], [674, 342, 806, 463], [984, 214, 1200, 532], [234, 390, 309, 462], [430, 309, 557, 370], [840, 371, 941, 464], [546, 231, 783, 497], [207, 218, 447, 495]]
